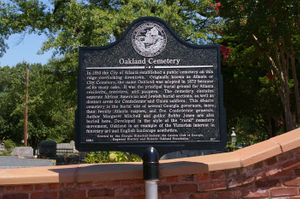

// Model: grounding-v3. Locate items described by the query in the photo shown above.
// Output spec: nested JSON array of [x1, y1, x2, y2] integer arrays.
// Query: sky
[[0, 0, 54, 67], [0, 33, 54, 67]]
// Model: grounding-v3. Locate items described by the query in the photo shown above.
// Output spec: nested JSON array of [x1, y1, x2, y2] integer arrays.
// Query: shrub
[[83, 151, 141, 163], [0, 139, 16, 156]]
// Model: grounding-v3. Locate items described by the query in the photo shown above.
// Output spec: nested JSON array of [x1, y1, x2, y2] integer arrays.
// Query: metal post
[[145, 181, 158, 199], [143, 147, 159, 199], [23, 69, 29, 147]]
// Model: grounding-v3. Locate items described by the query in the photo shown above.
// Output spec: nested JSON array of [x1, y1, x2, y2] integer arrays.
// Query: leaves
[[1, 0, 222, 58], [0, 62, 76, 148], [220, 0, 300, 138], [83, 151, 142, 163]]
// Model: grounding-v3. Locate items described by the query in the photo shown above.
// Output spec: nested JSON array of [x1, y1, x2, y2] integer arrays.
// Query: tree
[[0, 62, 76, 151], [1, 0, 222, 58], [218, 0, 300, 131], [0, 65, 26, 142], [0, 0, 224, 148], [221, 34, 285, 143]]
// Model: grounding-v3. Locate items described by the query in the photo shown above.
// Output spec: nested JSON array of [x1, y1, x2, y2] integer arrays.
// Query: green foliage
[[0, 139, 16, 155], [1, 0, 299, 152], [218, 0, 300, 137], [83, 151, 141, 164], [225, 144, 239, 152], [219, 0, 300, 132], [0, 62, 76, 150], [4, 139, 16, 152], [1, 0, 222, 59], [0, 0, 223, 153]]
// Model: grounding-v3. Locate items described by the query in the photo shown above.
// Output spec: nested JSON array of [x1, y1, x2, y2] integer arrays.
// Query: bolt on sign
[[76, 17, 226, 157]]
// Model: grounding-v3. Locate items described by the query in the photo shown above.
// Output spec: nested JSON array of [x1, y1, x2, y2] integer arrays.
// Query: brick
[[62, 183, 76, 189], [172, 184, 198, 193], [212, 190, 242, 199], [252, 170, 266, 180], [227, 174, 254, 188], [295, 168, 300, 176], [3, 193, 28, 199], [179, 174, 194, 182], [210, 171, 226, 181], [166, 176, 178, 183], [266, 156, 278, 166], [49, 184, 61, 190], [99, 197, 130, 199], [287, 197, 300, 199], [92, 197, 129, 199], [0, 186, 5, 193], [284, 178, 300, 186], [121, 179, 143, 186], [161, 193, 190, 199], [273, 169, 295, 179], [59, 190, 86, 199], [77, 182, 92, 189], [226, 169, 240, 178], [131, 195, 145, 199], [189, 193, 211, 199], [255, 178, 280, 188], [293, 148, 300, 157], [5, 186, 20, 193], [21, 185, 33, 192], [227, 177, 242, 188], [195, 173, 209, 182], [265, 167, 282, 177], [158, 185, 170, 194], [199, 181, 226, 191], [271, 188, 298, 197], [253, 161, 264, 170], [242, 167, 253, 176], [115, 186, 143, 196], [92, 181, 106, 187], [31, 192, 58, 199], [34, 184, 48, 191], [243, 188, 269, 198], [282, 158, 300, 170], [278, 151, 293, 162], [106, 180, 121, 187], [252, 164, 272, 181], [240, 176, 255, 186], [88, 188, 114, 197]]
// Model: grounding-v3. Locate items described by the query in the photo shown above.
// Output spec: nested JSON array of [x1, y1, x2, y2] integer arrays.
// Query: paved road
[[0, 156, 54, 169]]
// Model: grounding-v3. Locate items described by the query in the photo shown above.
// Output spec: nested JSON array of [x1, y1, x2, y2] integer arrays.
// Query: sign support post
[[76, 17, 227, 198], [143, 147, 159, 199]]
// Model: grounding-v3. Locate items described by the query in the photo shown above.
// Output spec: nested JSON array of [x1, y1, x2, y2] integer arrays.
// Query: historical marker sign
[[76, 17, 226, 157]]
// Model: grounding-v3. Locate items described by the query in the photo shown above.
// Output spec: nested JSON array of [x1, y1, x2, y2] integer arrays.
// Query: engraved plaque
[[76, 17, 226, 157]]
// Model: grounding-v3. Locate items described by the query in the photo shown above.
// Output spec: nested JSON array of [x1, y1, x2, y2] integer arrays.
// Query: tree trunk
[[252, 34, 296, 132], [290, 54, 300, 125], [283, 88, 296, 131], [282, 35, 300, 125]]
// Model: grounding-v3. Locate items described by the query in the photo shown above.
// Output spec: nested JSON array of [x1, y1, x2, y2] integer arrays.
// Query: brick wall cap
[[77, 162, 142, 182], [160, 152, 241, 176], [234, 140, 282, 167], [270, 128, 300, 152], [0, 128, 299, 185]]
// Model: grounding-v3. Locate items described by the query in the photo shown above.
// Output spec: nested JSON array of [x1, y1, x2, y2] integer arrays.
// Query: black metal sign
[[76, 17, 226, 157]]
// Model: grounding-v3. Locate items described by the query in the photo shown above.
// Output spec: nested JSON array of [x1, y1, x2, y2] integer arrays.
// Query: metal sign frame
[[75, 17, 226, 158]]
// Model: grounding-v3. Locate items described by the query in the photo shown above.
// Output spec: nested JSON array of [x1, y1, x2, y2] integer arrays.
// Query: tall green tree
[[0, 0, 223, 147], [0, 62, 76, 150], [1, 0, 222, 58], [221, 34, 284, 142], [218, 0, 300, 131]]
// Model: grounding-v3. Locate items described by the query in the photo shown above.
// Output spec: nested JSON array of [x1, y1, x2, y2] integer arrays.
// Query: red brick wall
[[1, 148, 300, 199]]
